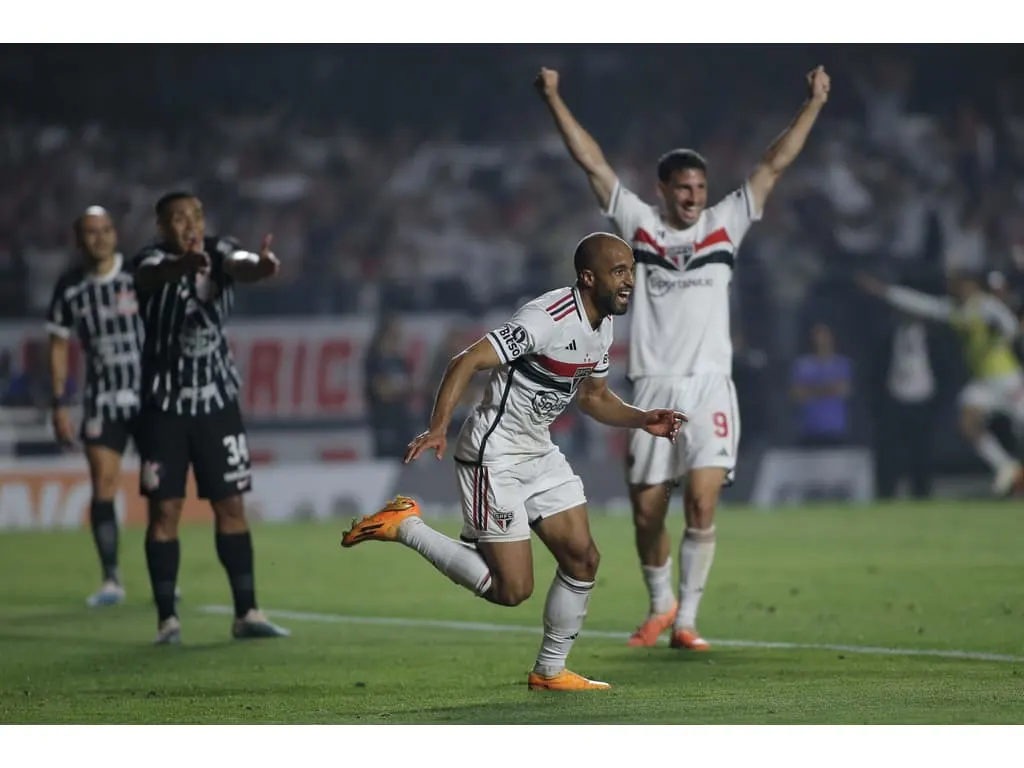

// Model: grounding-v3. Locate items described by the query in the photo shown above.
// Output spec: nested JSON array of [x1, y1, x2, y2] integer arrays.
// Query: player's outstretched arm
[[855, 272, 953, 322], [576, 377, 686, 440], [534, 67, 618, 211], [748, 66, 831, 216], [135, 236, 210, 293], [224, 234, 280, 283], [404, 338, 503, 463]]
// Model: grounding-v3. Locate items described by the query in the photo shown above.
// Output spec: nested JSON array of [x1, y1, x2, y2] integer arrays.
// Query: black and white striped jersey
[[132, 235, 242, 416], [45, 254, 144, 422], [454, 286, 612, 468]]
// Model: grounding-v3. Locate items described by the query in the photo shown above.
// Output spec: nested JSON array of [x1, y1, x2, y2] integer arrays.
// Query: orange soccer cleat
[[527, 669, 611, 691], [627, 602, 678, 647], [669, 627, 711, 651], [340, 495, 422, 548]]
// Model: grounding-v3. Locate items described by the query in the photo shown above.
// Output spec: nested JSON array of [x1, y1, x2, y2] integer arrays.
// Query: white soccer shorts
[[959, 371, 1024, 421], [627, 373, 740, 486], [456, 449, 586, 543]]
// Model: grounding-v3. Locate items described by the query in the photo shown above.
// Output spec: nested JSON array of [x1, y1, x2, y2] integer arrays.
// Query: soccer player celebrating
[[341, 233, 686, 690], [132, 192, 289, 644], [47, 206, 143, 607], [857, 270, 1024, 495], [536, 65, 830, 650]]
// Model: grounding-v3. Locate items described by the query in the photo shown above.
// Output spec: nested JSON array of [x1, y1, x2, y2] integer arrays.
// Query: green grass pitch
[[1, 501, 1023, 724]]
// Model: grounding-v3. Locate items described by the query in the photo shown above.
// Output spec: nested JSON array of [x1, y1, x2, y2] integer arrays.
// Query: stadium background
[[2, 43, 1024, 527]]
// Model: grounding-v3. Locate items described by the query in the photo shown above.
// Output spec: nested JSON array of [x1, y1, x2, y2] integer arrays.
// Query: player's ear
[[579, 269, 595, 288]]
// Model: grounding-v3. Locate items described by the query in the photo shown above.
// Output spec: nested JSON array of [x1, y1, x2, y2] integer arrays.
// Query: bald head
[[574, 231, 635, 321], [573, 232, 632, 276]]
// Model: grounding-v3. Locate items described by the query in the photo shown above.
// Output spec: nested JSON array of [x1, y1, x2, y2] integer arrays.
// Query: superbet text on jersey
[[604, 181, 761, 379]]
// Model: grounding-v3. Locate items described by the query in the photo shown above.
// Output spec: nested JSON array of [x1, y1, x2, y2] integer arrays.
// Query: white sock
[[533, 569, 594, 677], [676, 526, 716, 630], [974, 432, 1017, 473], [641, 558, 675, 615], [397, 517, 492, 595]]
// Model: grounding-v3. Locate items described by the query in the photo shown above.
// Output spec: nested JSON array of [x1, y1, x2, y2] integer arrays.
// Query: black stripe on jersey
[[511, 357, 573, 395], [634, 249, 680, 272], [570, 289, 584, 322], [684, 249, 735, 273], [487, 331, 511, 364], [473, 370, 516, 466]]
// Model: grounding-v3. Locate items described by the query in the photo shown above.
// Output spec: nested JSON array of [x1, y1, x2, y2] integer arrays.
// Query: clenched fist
[[534, 67, 560, 100], [807, 65, 830, 105]]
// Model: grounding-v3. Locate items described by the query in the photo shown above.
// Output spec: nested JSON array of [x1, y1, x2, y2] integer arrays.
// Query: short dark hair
[[656, 149, 707, 183], [155, 191, 196, 219]]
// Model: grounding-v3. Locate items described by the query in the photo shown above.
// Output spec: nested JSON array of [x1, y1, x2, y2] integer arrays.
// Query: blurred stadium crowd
[[2, 44, 1023, 479]]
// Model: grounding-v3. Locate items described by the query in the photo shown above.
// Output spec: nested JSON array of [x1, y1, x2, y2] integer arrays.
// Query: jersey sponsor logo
[[531, 389, 570, 421], [646, 269, 714, 297], [496, 323, 529, 359]]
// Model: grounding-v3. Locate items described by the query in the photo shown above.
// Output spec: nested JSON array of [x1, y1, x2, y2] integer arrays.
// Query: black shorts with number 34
[[137, 401, 252, 502]]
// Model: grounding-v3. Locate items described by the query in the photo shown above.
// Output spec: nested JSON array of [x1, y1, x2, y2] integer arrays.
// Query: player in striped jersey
[[341, 233, 686, 691], [858, 271, 1024, 495], [537, 65, 830, 650], [46, 206, 144, 608], [132, 191, 288, 644]]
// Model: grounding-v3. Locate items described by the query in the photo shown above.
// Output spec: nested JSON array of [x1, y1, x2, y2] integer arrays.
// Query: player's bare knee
[[684, 489, 717, 529], [212, 494, 248, 532], [92, 472, 120, 502], [629, 484, 670, 533], [490, 575, 534, 606], [564, 538, 601, 582], [147, 499, 182, 539]]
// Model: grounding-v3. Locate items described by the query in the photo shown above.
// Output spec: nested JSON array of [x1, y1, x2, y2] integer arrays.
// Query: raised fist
[[807, 65, 830, 104], [534, 67, 560, 99]]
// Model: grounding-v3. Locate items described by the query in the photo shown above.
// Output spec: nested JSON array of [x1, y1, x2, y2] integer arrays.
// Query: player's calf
[[145, 498, 183, 630], [628, 481, 677, 631], [673, 468, 724, 644]]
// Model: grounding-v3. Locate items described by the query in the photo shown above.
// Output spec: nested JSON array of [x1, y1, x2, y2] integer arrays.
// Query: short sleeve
[[45, 277, 73, 339], [603, 182, 651, 242], [591, 351, 611, 379], [485, 304, 558, 365], [708, 182, 762, 247]]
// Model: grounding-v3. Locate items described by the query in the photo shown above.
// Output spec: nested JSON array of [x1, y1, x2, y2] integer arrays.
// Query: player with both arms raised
[[341, 233, 686, 691], [537, 64, 830, 651]]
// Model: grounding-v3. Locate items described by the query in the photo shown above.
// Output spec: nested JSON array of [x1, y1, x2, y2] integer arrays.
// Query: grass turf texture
[[1, 502, 1022, 724]]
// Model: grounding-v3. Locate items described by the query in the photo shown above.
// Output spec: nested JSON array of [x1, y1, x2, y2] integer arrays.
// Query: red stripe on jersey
[[694, 227, 731, 254], [632, 228, 667, 257], [546, 292, 574, 313], [536, 355, 597, 378]]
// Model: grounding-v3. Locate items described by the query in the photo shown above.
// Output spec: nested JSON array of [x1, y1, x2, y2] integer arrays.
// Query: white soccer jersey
[[454, 286, 612, 469], [604, 181, 761, 378]]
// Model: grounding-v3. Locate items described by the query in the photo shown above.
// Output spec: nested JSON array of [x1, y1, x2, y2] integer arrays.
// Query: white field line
[[199, 605, 1024, 664]]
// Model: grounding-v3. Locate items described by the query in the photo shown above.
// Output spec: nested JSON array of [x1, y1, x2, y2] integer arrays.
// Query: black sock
[[90, 500, 120, 583], [215, 531, 256, 619], [145, 538, 180, 622]]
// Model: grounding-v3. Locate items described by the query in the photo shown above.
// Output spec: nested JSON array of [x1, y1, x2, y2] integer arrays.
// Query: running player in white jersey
[[536, 65, 830, 650], [857, 271, 1024, 495], [341, 233, 685, 691]]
